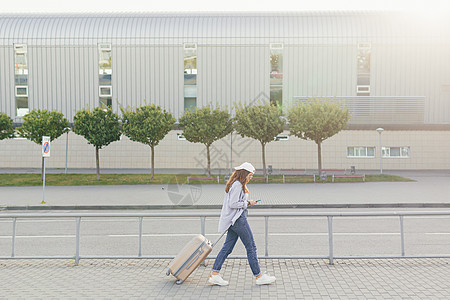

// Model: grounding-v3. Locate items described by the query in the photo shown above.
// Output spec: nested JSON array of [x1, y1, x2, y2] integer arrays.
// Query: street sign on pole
[[42, 136, 50, 158], [42, 136, 50, 204]]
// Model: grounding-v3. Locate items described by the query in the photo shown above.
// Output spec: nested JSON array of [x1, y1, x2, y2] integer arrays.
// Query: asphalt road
[[1, 208, 449, 259]]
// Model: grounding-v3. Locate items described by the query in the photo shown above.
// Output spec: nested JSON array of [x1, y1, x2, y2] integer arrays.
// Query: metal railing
[[0, 211, 449, 265]]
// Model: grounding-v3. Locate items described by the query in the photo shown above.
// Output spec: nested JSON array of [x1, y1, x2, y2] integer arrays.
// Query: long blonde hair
[[225, 169, 251, 193]]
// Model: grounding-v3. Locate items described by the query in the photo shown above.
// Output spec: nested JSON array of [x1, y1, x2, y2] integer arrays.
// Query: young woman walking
[[208, 162, 276, 286]]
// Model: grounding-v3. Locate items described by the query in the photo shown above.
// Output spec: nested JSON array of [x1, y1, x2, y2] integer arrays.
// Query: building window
[[274, 134, 289, 141], [382, 147, 410, 158], [99, 86, 112, 97], [14, 44, 29, 117], [177, 133, 186, 141], [357, 42, 370, 96], [184, 43, 197, 111], [15, 86, 28, 97], [270, 86, 282, 106], [270, 43, 283, 106], [347, 147, 375, 158], [98, 43, 112, 108]]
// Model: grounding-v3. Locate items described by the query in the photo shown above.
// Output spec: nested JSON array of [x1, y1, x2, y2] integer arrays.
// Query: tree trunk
[[150, 145, 155, 180], [206, 144, 211, 177], [317, 141, 322, 176], [41, 156, 44, 182], [261, 142, 266, 178], [96, 146, 100, 181]]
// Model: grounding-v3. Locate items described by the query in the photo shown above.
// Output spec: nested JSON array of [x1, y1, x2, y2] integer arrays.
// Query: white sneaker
[[256, 272, 276, 285], [208, 274, 229, 286]]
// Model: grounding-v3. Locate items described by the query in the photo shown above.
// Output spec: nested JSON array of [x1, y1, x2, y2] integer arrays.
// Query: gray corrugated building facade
[[1, 12, 450, 171]]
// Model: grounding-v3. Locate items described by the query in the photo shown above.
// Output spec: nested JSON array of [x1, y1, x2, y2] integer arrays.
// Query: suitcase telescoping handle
[[211, 230, 228, 248]]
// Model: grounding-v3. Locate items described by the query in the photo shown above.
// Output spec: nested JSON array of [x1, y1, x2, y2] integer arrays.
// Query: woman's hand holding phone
[[248, 199, 261, 206]]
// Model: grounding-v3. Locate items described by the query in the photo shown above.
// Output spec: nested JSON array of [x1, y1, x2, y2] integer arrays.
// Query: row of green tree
[[0, 99, 349, 180]]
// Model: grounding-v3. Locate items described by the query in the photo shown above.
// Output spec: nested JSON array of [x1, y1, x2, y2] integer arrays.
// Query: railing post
[[11, 218, 16, 258], [138, 217, 143, 257], [200, 216, 206, 237], [200, 216, 207, 266], [327, 216, 334, 265], [265, 216, 269, 257], [400, 216, 405, 257], [75, 217, 81, 265]]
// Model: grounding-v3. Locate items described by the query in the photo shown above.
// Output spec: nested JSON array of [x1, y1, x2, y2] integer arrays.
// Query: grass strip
[[0, 173, 412, 186]]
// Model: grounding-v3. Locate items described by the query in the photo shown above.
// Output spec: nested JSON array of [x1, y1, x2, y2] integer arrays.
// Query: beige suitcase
[[166, 232, 226, 284]]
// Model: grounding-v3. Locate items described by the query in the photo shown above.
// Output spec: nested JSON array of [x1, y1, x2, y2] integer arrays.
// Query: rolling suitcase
[[166, 231, 227, 285]]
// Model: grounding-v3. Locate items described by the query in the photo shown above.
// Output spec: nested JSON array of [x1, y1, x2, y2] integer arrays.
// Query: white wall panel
[[0, 47, 14, 117], [113, 45, 183, 117], [198, 45, 268, 112], [286, 44, 356, 105]]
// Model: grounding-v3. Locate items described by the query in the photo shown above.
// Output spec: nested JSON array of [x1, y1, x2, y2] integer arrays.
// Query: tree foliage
[[17, 109, 69, 144], [121, 104, 175, 180], [17, 109, 69, 181], [179, 104, 233, 177], [234, 101, 286, 177], [288, 98, 350, 174], [73, 107, 121, 180], [0, 112, 15, 140]]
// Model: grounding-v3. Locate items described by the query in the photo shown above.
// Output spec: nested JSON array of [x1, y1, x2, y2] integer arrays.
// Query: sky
[[1, 0, 449, 13]]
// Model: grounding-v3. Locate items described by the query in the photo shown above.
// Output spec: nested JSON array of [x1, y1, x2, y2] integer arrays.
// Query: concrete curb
[[1, 203, 449, 211]]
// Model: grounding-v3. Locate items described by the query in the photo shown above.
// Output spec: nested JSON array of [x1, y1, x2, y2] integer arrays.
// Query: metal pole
[[265, 216, 269, 257], [11, 218, 16, 258], [75, 217, 81, 265], [65, 131, 69, 174], [327, 216, 334, 265], [138, 217, 143, 257], [230, 132, 233, 174], [400, 216, 405, 257], [41, 158, 46, 204], [379, 133, 383, 174]]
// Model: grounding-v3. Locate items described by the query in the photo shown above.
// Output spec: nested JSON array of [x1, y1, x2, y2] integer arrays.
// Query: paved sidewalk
[[1, 258, 449, 299], [1, 173, 449, 209]]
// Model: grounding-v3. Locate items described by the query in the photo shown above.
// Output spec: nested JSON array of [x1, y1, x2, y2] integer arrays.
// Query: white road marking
[[108, 234, 207, 237], [424, 233, 450, 235], [0, 218, 202, 223], [0, 235, 75, 238], [271, 233, 401, 236], [107, 232, 406, 237]]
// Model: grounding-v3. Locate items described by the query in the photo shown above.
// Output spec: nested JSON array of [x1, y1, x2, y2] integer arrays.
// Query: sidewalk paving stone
[[0, 258, 449, 299]]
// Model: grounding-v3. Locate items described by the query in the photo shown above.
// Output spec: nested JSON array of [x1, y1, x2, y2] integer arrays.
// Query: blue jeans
[[212, 210, 261, 276]]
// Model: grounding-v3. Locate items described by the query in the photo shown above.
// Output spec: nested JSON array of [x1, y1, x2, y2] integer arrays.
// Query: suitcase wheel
[[176, 279, 184, 285], [166, 268, 171, 276]]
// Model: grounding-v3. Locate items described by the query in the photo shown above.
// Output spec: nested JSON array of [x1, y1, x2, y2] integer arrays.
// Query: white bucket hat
[[234, 162, 255, 174]]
